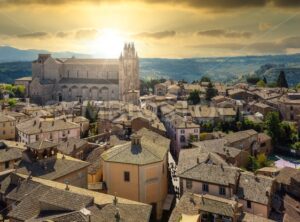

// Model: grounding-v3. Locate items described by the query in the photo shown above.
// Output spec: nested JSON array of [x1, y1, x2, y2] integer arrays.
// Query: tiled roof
[[57, 138, 88, 155], [16, 154, 90, 180], [85, 146, 105, 174], [177, 146, 228, 175], [6, 173, 151, 221], [0, 146, 22, 162], [178, 162, 240, 186], [39, 187, 93, 211], [276, 167, 300, 185], [189, 105, 219, 118], [237, 172, 274, 205], [27, 140, 57, 150], [223, 130, 258, 145], [16, 117, 79, 135], [169, 192, 240, 222], [101, 128, 169, 165], [8, 184, 50, 221], [0, 113, 15, 122], [192, 139, 242, 158]]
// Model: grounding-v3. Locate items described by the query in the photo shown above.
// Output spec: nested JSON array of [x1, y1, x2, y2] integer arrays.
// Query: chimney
[[131, 133, 142, 147], [113, 193, 118, 206], [65, 181, 70, 191]]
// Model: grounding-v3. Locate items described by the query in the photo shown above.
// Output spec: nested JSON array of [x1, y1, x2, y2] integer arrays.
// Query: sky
[[0, 0, 300, 58]]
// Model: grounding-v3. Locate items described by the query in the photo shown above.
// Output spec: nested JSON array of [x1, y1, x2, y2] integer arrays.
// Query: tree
[[200, 76, 211, 83], [265, 112, 281, 144], [246, 76, 260, 85], [205, 82, 218, 101], [263, 76, 267, 84], [85, 101, 97, 123], [8, 98, 17, 107], [256, 80, 266, 88], [188, 90, 200, 105], [235, 107, 241, 122], [277, 70, 288, 88]]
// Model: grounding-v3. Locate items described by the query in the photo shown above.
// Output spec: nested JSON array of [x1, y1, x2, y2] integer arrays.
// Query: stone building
[[0, 114, 16, 140], [29, 43, 139, 105]]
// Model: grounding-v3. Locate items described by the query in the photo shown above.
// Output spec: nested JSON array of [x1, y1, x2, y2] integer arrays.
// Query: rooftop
[[101, 128, 170, 165]]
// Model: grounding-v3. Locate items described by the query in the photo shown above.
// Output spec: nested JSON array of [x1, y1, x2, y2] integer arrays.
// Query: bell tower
[[119, 43, 139, 103]]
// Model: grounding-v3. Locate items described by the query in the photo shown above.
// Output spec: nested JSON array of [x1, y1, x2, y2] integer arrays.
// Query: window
[[124, 171, 130, 182], [194, 129, 198, 133], [180, 129, 185, 134], [3, 130, 5, 135], [219, 186, 226, 195], [180, 135, 186, 143], [247, 200, 252, 209], [260, 142, 266, 147], [186, 180, 192, 189], [5, 161, 9, 169], [202, 183, 209, 192], [290, 106, 293, 111], [291, 114, 294, 120]]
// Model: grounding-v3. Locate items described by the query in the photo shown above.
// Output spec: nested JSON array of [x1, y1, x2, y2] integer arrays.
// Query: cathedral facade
[[29, 43, 139, 105]]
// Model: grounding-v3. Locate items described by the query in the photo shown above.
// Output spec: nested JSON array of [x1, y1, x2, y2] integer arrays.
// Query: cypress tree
[[277, 71, 288, 88]]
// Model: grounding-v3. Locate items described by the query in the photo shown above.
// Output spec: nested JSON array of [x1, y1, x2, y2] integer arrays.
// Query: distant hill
[[0, 46, 300, 85], [0, 46, 91, 62], [139, 55, 300, 85]]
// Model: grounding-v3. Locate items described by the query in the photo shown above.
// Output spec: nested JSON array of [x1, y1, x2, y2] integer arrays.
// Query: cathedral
[[29, 43, 139, 105]]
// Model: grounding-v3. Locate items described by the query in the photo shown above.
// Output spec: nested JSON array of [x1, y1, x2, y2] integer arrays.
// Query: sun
[[88, 29, 126, 58]]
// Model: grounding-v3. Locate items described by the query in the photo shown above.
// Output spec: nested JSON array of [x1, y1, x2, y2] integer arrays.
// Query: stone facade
[[30, 43, 139, 105]]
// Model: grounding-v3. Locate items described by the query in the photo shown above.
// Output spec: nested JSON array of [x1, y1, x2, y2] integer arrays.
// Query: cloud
[[17, 31, 49, 39], [75, 29, 98, 39], [190, 36, 300, 54], [197, 29, 252, 38], [56, 31, 72, 38], [2, 0, 300, 9], [133, 30, 176, 39], [258, 22, 272, 31]]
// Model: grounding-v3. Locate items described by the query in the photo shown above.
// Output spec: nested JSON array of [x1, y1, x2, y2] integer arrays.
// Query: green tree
[[205, 82, 218, 101], [263, 76, 267, 84], [85, 101, 98, 123], [256, 80, 266, 88], [8, 98, 17, 107], [200, 76, 211, 83], [277, 70, 288, 88], [188, 90, 200, 105], [235, 107, 241, 122], [246, 76, 260, 85], [265, 112, 281, 144]]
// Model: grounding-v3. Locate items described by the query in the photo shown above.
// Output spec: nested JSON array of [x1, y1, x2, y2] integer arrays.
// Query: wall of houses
[[180, 178, 233, 199], [17, 128, 80, 144], [103, 157, 168, 220], [0, 120, 16, 140], [239, 199, 269, 218], [55, 167, 88, 189]]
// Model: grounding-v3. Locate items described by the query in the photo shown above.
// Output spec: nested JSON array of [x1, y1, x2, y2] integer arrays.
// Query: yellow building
[[101, 128, 170, 220], [0, 114, 16, 140]]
